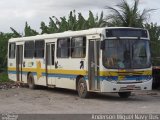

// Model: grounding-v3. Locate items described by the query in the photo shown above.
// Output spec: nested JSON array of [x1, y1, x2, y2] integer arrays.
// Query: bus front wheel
[[27, 73, 36, 89], [118, 92, 131, 98], [77, 78, 89, 98]]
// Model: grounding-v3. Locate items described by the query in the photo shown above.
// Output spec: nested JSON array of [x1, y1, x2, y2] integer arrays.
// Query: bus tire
[[77, 78, 89, 98], [118, 92, 131, 98], [27, 73, 36, 89]]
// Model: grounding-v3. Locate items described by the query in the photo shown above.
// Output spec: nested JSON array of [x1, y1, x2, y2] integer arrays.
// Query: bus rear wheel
[[77, 78, 89, 98], [118, 92, 131, 98], [27, 73, 36, 89]]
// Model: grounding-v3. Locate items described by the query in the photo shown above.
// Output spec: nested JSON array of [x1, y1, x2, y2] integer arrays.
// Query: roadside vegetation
[[0, 72, 9, 83], [0, 0, 160, 82]]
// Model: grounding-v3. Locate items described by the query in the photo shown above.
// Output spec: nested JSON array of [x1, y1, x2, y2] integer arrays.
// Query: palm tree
[[87, 11, 107, 28], [10, 27, 22, 37], [106, 0, 154, 27]]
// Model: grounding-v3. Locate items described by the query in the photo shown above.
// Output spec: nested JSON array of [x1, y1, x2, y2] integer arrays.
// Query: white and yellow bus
[[8, 27, 152, 98]]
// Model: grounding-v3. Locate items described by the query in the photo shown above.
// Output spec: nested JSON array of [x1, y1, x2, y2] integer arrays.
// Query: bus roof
[[8, 27, 148, 42]]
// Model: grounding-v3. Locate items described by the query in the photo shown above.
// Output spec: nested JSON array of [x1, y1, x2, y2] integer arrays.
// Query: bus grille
[[117, 81, 143, 84], [119, 86, 141, 91]]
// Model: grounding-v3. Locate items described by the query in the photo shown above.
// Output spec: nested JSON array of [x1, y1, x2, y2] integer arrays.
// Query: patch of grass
[[0, 72, 10, 83]]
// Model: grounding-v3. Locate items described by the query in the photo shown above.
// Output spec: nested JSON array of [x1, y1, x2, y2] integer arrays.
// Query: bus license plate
[[127, 85, 135, 89]]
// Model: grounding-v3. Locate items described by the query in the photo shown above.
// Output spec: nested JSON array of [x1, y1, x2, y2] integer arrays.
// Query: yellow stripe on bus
[[8, 67, 152, 77], [8, 67, 87, 75], [99, 70, 152, 76]]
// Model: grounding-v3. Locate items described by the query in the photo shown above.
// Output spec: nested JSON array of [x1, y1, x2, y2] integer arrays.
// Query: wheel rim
[[79, 82, 86, 96]]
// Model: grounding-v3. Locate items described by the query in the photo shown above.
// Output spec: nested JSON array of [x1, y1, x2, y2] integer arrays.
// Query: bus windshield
[[102, 39, 151, 69]]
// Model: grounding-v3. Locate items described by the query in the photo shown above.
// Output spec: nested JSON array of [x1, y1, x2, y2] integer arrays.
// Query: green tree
[[40, 10, 107, 33], [10, 27, 22, 37], [24, 22, 39, 36], [0, 32, 13, 69], [40, 21, 49, 34], [145, 23, 160, 65], [10, 22, 39, 37], [67, 10, 77, 31], [58, 17, 69, 32], [106, 0, 154, 27], [48, 17, 59, 33], [76, 13, 88, 30]]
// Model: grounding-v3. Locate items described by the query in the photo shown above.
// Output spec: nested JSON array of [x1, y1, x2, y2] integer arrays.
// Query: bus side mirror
[[100, 41, 105, 50]]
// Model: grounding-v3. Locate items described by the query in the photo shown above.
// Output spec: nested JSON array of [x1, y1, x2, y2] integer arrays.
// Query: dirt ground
[[0, 85, 160, 114]]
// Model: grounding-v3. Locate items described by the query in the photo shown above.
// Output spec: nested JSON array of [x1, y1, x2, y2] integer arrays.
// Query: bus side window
[[35, 40, 44, 58], [71, 36, 86, 58], [57, 38, 70, 58], [9, 43, 16, 59], [24, 41, 34, 58]]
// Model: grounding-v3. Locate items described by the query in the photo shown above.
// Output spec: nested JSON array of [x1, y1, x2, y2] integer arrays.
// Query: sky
[[0, 0, 159, 33]]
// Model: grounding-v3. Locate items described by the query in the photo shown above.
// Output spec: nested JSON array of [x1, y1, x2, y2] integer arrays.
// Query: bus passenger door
[[88, 40, 100, 91], [46, 43, 56, 86], [16, 45, 23, 82]]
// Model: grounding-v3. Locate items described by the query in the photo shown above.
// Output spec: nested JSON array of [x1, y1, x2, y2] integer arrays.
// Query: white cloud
[[0, 0, 159, 33]]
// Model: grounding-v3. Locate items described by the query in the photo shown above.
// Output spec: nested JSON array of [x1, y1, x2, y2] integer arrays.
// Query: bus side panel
[[8, 59, 17, 82], [54, 59, 87, 90], [34, 59, 46, 86], [22, 58, 47, 86], [8, 66, 17, 82]]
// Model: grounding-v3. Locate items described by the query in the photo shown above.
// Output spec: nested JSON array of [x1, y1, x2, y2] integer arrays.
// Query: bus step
[[47, 85, 56, 88]]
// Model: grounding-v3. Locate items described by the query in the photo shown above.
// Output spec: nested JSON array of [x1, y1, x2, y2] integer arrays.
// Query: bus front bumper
[[101, 79, 152, 92]]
